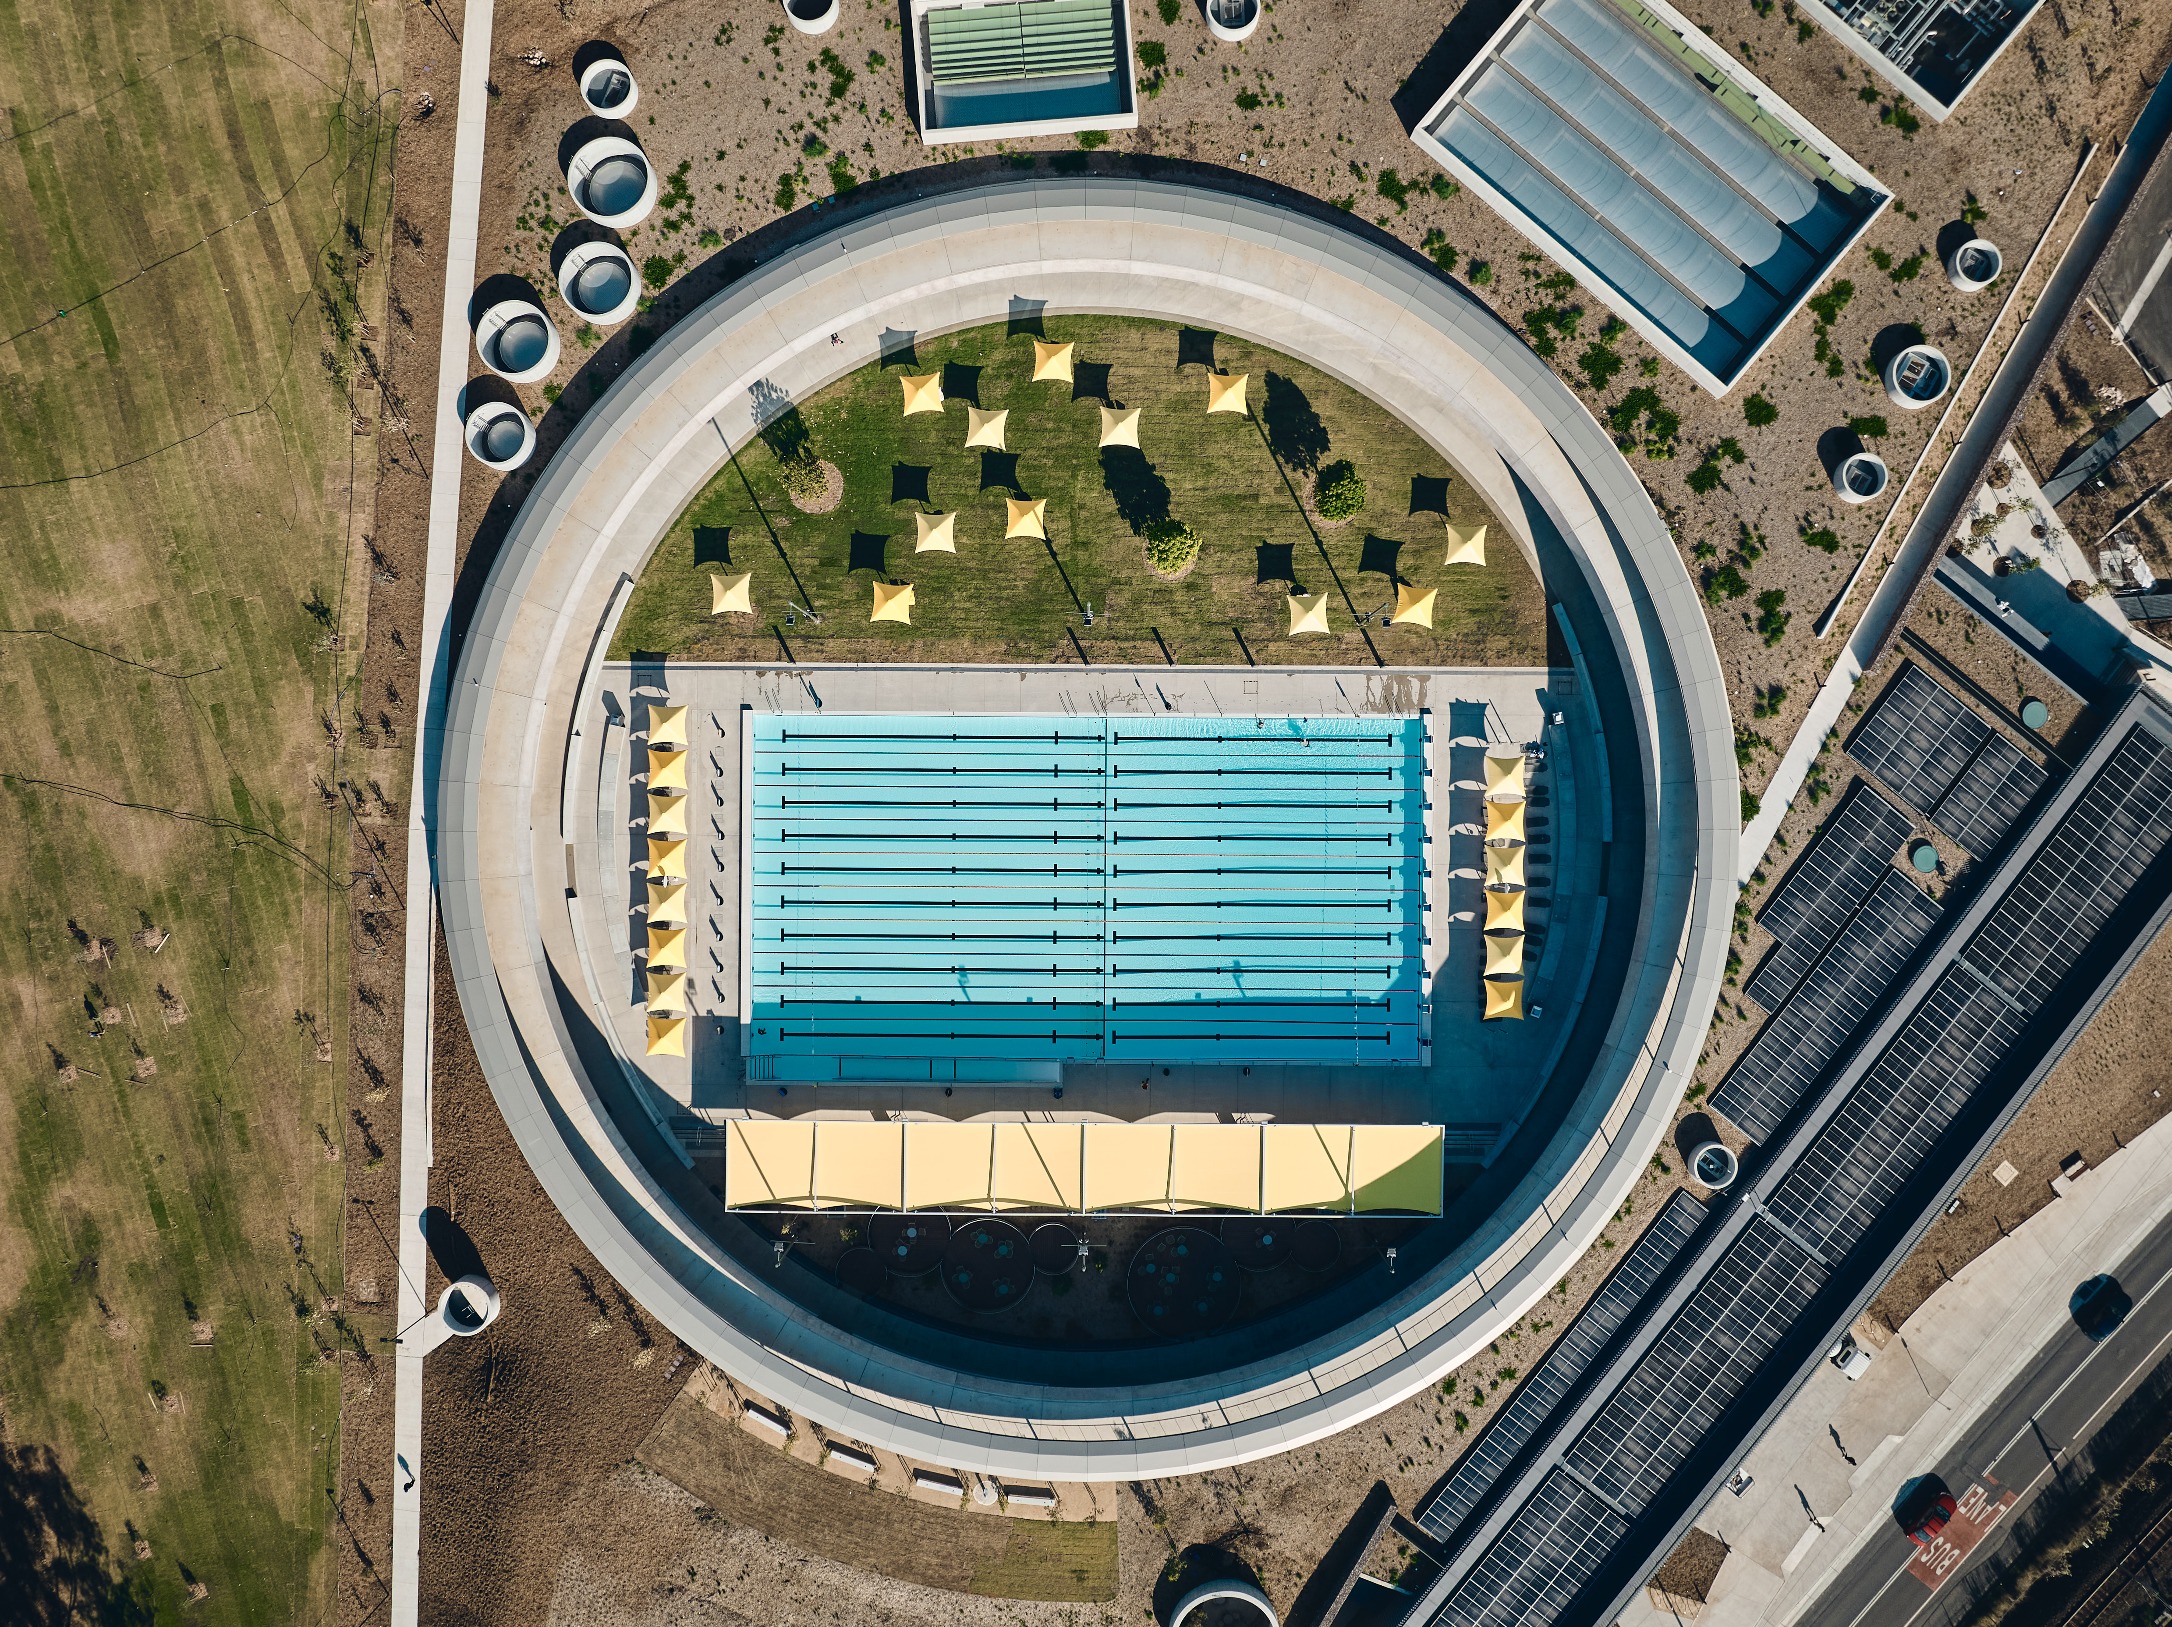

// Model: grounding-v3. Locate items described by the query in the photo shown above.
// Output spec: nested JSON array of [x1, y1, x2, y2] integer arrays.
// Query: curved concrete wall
[[437, 176, 1736, 1479]]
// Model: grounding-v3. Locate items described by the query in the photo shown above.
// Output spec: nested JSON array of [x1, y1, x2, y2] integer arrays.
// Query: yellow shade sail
[[1005, 497, 1046, 539], [1391, 584, 1437, 628], [1083, 1122, 1173, 1211], [1351, 1125, 1444, 1213], [1485, 751, 1527, 797], [870, 580, 915, 624], [725, 1119, 817, 1207], [1288, 593, 1331, 636], [1206, 372, 1249, 414], [1444, 522, 1488, 566], [647, 836, 687, 878], [815, 1121, 905, 1209], [1484, 933, 1524, 977], [1486, 846, 1527, 889], [1031, 339, 1075, 382], [711, 571, 754, 615], [965, 406, 1008, 450], [1484, 888, 1526, 934], [646, 704, 687, 746], [645, 968, 688, 1012], [646, 879, 688, 924], [647, 748, 688, 790], [646, 924, 688, 968], [913, 511, 956, 553], [647, 791, 688, 835], [1098, 406, 1141, 448], [992, 1122, 1083, 1211], [900, 372, 944, 415], [1484, 977, 1524, 1021], [1486, 801, 1526, 844], [1169, 1124, 1262, 1212], [645, 1014, 688, 1057], [1261, 1123, 1352, 1212], [902, 1121, 993, 1210]]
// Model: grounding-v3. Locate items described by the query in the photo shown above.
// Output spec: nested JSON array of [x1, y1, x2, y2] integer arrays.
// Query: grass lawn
[[612, 315, 1548, 668], [0, 1, 396, 1620]]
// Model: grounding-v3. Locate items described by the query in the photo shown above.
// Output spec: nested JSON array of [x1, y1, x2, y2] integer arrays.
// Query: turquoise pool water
[[746, 714, 1429, 1079]]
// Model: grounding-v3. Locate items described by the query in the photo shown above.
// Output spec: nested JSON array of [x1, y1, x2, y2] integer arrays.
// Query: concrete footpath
[[1620, 1107, 2172, 1627]]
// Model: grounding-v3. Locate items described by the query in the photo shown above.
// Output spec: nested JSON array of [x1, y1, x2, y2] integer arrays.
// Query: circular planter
[[1170, 1578, 1278, 1627], [1689, 1141, 1738, 1191], [463, 399, 536, 470], [1832, 450, 1889, 505], [1292, 1219, 1339, 1272], [1910, 841, 1941, 875], [1029, 1222, 1082, 1275], [566, 136, 659, 228], [1946, 237, 2002, 294], [837, 1247, 886, 1294], [1223, 1217, 1296, 1271], [1204, 0, 1262, 43], [868, 1213, 950, 1275], [437, 1274, 502, 1337], [1883, 344, 1952, 412], [943, 1219, 1034, 1312], [1129, 1228, 1238, 1336], [784, 0, 840, 34], [475, 298, 561, 383], [578, 53, 639, 118], [556, 239, 641, 326]]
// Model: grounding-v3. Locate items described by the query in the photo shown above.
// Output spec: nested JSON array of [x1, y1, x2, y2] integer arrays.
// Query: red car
[[1898, 1481, 1959, 1547]]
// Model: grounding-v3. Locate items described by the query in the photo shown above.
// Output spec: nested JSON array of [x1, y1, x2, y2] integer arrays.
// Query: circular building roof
[[436, 176, 1735, 1480]]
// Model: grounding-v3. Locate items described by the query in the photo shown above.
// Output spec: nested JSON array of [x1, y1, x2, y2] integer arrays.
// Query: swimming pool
[[744, 713, 1431, 1079]]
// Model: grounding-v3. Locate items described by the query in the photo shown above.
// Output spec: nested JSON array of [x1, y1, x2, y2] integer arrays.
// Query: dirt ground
[[363, 0, 2172, 1618]]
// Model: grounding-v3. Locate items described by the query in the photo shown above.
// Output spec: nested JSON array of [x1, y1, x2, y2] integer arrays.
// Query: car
[[1894, 1476, 1958, 1547], [2070, 1274, 2134, 1341], [1829, 1334, 1874, 1380]]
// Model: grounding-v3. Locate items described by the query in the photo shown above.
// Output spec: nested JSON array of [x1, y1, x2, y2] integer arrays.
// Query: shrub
[[1143, 517, 1201, 574], [1743, 393, 1778, 427], [1137, 39, 1166, 68], [1157, 0, 1180, 20], [1076, 129, 1108, 149], [778, 453, 828, 505], [1755, 588, 1790, 645], [1421, 228, 1459, 274], [1848, 414, 1889, 439], [1315, 460, 1366, 520]]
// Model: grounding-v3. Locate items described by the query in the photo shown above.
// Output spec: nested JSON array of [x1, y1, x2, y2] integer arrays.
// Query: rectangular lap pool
[[744, 714, 1432, 1080]]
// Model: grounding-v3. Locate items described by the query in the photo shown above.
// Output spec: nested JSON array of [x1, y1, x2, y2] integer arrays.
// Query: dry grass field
[[0, 0, 398, 1620]]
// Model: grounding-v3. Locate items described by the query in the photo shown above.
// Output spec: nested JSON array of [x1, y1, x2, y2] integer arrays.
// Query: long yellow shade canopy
[[1031, 339, 1075, 382], [1005, 497, 1046, 539], [1288, 593, 1330, 636], [1206, 371, 1249, 414], [1098, 406, 1141, 448], [899, 371, 944, 415], [965, 406, 1008, 450]]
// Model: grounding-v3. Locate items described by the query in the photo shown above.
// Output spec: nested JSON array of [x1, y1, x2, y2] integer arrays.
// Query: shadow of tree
[[1263, 371, 1331, 474], [1100, 447, 1172, 534], [0, 1442, 153, 1626]]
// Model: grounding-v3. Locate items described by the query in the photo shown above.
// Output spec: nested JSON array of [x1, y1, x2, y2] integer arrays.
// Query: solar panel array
[[1848, 663, 2049, 854], [1417, 714, 2172, 1627], [1414, 1190, 1707, 1546], [1754, 781, 1913, 955], [1721, 873, 1944, 1141]]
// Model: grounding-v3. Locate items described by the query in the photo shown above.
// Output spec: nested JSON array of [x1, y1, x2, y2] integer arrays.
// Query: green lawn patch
[[612, 316, 1545, 667]]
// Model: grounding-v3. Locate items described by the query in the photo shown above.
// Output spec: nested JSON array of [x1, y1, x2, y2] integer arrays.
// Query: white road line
[[2116, 226, 2172, 336], [390, 3, 493, 1624]]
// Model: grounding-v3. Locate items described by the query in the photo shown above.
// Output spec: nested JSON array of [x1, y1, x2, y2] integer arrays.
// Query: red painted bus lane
[[1910, 1482, 2020, 1589]]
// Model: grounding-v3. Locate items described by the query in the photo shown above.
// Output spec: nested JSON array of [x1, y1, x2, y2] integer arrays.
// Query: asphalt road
[[1799, 1201, 2172, 1627], [2098, 135, 2172, 382]]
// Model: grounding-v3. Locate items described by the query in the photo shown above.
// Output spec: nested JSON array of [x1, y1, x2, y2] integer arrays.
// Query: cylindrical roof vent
[[556, 240, 640, 325], [1833, 450, 1889, 505], [1946, 238, 2001, 294], [578, 52, 639, 118], [784, 0, 841, 34], [437, 1274, 502, 1336], [474, 297, 561, 383], [1169, 1579, 1278, 1627], [1883, 344, 1951, 411], [1205, 0, 1262, 42], [463, 399, 535, 470], [566, 136, 659, 228], [1689, 1141, 1738, 1191]]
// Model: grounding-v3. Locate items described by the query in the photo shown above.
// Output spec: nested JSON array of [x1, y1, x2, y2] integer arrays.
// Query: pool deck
[[569, 661, 1600, 1151]]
